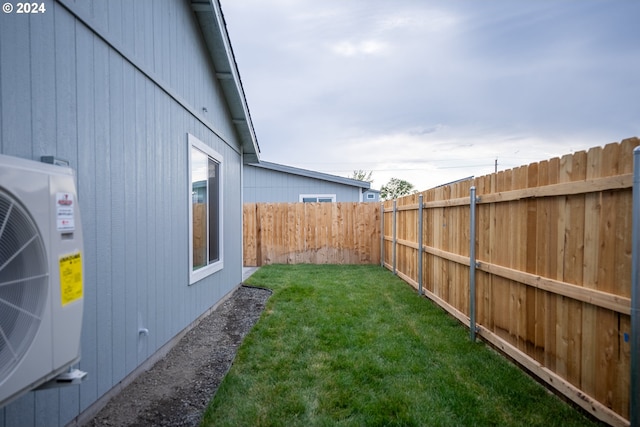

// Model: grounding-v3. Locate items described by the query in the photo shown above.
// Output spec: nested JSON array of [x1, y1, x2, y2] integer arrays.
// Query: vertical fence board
[[596, 143, 622, 410], [545, 156, 561, 373], [534, 160, 550, 363], [581, 145, 602, 396], [294, 203, 304, 263], [568, 151, 587, 387], [525, 163, 539, 357], [477, 174, 492, 330], [242, 203, 257, 267], [494, 171, 511, 342], [513, 166, 528, 352]]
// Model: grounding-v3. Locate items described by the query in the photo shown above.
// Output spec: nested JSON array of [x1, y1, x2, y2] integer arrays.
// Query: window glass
[[191, 148, 208, 270], [189, 134, 223, 284], [207, 158, 220, 263], [299, 194, 336, 203]]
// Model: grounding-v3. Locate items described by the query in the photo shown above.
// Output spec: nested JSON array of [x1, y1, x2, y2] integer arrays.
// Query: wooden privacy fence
[[243, 202, 380, 266], [382, 137, 639, 426]]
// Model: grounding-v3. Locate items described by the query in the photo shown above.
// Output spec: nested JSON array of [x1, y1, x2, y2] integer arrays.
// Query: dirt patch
[[86, 285, 271, 427]]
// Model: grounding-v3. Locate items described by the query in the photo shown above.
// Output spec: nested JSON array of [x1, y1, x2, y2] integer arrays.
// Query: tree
[[350, 170, 373, 183], [380, 178, 415, 200]]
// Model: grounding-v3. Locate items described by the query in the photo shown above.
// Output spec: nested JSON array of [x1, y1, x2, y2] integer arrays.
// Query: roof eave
[[249, 161, 371, 189], [191, 0, 260, 163]]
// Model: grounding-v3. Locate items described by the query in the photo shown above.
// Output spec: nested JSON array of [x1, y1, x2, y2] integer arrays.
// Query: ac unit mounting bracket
[[35, 369, 88, 390]]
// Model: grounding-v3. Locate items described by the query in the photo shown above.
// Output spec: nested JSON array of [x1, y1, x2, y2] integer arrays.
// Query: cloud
[[330, 40, 389, 57], [378, 9, 458, 34], [294, 123, 620, 190]]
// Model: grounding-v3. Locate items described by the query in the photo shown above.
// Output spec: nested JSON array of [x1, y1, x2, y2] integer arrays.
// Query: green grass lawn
[[202, 264, 600, 427]]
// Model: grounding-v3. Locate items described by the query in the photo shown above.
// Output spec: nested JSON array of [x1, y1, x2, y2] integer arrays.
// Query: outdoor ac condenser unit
[[0, 154, 84, 407]]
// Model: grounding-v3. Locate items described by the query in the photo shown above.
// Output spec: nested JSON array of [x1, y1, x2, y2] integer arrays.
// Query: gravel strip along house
[[0, 1, 260, 425]]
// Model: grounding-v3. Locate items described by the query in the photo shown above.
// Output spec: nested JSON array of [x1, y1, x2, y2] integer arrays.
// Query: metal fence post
[[392, 200, 397, 275], [469, 186, 477, 341], [631, 147, 640, 426], [417, 195, 423, 296]]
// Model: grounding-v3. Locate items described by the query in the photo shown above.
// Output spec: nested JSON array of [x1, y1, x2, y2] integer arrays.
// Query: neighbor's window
[[367, 193, 375, 200], [299, 194, 336, 203], [189, 134, 223, 284]]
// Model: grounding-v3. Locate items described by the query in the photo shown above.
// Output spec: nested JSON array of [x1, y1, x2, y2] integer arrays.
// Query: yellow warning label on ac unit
[[60, 252, 83, 306]]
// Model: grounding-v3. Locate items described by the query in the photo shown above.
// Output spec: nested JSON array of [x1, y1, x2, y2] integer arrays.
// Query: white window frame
[[188, 134, 224, 284], [299, 194, 336, 203], [367, 193, 375, 200]]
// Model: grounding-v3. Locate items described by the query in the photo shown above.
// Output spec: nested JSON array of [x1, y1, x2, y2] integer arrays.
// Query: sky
[[221, 1, 640, 191]]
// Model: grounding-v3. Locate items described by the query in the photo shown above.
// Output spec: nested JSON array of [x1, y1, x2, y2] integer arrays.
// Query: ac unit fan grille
[[0, 190, 48, 382]]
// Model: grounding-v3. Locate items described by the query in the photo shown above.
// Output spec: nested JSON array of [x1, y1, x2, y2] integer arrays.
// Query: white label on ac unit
[[56, 192, 75, 232]]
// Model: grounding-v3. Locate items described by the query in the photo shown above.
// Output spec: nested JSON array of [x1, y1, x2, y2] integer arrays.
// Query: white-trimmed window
[[367, 193, 375, 200], [188, 134, 223, 284], [299, 194, 336, 203]]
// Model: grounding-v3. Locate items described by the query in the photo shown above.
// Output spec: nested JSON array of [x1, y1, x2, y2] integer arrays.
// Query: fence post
[[417, 195, 423, 296], [380, 202, 385, 268], [469, 186, 477, 341], [392, 200, 397, 275], [631, 147, 640, 426]]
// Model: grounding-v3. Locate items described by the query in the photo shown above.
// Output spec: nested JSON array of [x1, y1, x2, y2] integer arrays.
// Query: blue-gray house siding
[[244, 161, 379, 203], [0, 1, 258, 425]]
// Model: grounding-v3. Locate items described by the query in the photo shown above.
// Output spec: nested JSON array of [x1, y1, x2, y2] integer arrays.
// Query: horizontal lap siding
[[0, 1, 243, 426]]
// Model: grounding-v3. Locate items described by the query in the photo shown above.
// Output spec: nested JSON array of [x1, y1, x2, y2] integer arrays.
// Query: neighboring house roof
[[435, 176, 474, 188], [191, 0, 260, 163], [248, 161, 371, 189]]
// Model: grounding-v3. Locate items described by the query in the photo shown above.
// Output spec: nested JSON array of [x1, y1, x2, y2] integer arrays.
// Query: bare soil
[[86, 285, 271, 427]]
